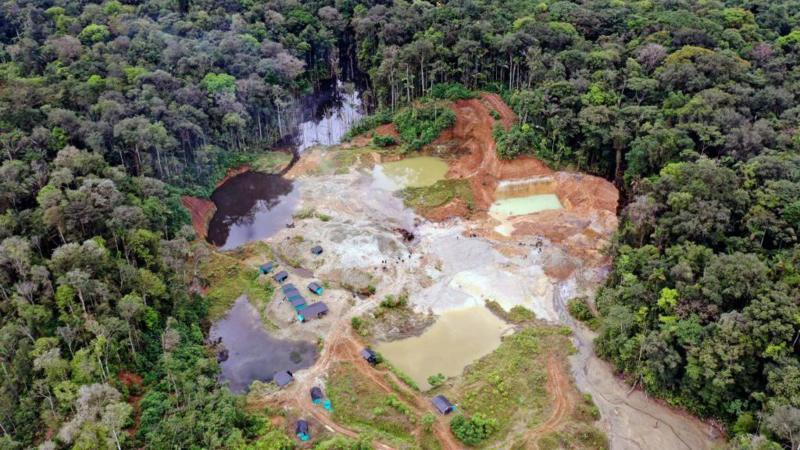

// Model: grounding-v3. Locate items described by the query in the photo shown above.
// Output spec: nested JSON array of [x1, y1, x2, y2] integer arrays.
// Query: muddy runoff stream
[[554, 280, 722, 449], [210, 297, 317, 393]]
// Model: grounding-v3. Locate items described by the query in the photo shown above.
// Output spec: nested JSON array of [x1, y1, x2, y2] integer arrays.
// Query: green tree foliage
[[3, 0, 800, 448], [595, 155, 800, 440], [494, 123, 541, 160], [429, 83, 476, 101], [392, 103, 455, 151], [0, 0, 329, 190], [450, 413, 498, 446], [202, 73, 237, 95], [0, 143, 263, 448], [371, 135, 397, 148]]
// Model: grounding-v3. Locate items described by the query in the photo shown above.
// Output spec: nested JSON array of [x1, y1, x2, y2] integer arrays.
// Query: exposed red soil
[[351, 123, 400, 147], [413, 93, 619, 268], [440, 93, 617, 216], [270, 322, 460, 450], [375, 123, 400, 138], [118, 371, 143, 387], [118, 372, 144, 438], [440, 93, 554, 209], [181, 196, 216, 240], [217, 165, 251, 188]]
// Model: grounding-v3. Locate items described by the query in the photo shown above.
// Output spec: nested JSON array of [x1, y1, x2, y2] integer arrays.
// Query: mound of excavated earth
[[420, 93, 619, 268]]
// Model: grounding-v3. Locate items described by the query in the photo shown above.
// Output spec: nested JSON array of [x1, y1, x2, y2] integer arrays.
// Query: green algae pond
[[377, 156, 449, 189], [489, 193, 563, 217]]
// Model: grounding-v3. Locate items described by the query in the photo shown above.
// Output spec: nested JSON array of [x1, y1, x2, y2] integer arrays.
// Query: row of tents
[[260, 260, 329, 322], [281, 282, 328, 322]]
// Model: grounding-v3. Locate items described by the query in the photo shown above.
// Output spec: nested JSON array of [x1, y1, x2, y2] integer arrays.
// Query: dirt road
[[524, 354, 575, 448]]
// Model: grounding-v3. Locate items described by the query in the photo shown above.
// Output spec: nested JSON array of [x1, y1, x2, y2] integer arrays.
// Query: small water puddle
[[490, 193, 563, 217], [210, 297, 317, 393], [374, 156, 449, 189], [206, 172, 299, 250], [375, 306, 509, 390]]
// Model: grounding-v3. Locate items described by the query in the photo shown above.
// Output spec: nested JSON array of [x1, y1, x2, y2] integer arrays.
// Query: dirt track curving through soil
[[525, 354, 575, 448]]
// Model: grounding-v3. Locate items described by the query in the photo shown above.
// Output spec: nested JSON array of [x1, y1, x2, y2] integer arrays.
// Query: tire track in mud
[[525, 354, 574, 448]]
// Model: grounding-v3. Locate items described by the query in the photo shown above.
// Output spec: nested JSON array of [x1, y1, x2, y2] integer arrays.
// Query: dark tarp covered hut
[[432, 395, 455, 414], [273, 370, 294, 387]]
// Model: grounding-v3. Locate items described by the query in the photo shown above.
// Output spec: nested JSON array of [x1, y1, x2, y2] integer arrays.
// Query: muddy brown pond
[[375, 306, 510, 390], [210, 297, 317, 393], [206, 172, 299, 250]]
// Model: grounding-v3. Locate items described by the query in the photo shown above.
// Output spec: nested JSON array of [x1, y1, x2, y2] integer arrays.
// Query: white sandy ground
[[257, 166, 722, 449]]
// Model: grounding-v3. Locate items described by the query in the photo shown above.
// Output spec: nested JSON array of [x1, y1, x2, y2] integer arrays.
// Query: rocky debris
[[393, 227, 415, 242]]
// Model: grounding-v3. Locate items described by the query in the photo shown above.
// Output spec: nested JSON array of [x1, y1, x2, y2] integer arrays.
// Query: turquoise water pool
[[489, 194, 563, 216]]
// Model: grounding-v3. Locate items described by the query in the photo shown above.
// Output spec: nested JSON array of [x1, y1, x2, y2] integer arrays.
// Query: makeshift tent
[[295, 420, 310, 441], [273, 271, 289, 283], [297, 302, 328, 322], [361, 348, 379, 365], [273, 370, 294, 387], [431, 395, 455, 414], [308, 282, 323, 295]]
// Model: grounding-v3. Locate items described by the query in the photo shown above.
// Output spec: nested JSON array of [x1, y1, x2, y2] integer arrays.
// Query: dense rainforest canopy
[[1, 0, 799, 448]]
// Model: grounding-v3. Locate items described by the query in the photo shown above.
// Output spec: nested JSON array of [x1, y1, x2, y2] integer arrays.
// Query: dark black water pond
[[206, 172, 299, 250], [206, 80, 363, 250], [210, 297, 317, 393]]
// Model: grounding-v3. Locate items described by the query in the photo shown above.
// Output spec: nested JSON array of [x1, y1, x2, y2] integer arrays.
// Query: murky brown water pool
[[375, 306, 509, 390]]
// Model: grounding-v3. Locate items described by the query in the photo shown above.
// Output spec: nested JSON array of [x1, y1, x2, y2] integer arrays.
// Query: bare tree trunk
[[77, 289, 87, 314]]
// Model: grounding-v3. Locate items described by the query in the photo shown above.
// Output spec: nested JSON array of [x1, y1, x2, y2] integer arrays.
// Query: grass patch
[[329, 144, 399, 174], [400, 179, 474, 211], [292, 207, 331, 222], [485, 300, 536, 325], [444, 325, 606, 448], [250, 151, 292, 173], [430, 82, 477, 100], [567, 297, 600, 330], [538, 424, 609, 450], [199, 242, 276, 324], [373, 135, 398, 147], [448, 327, 552, 443], [326, 362, 418, 445], [380, 360, 420, 392]]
